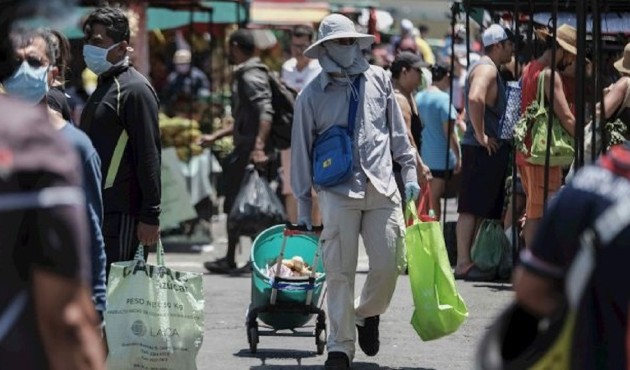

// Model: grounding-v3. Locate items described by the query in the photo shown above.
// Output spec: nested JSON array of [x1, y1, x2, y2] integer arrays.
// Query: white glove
[[405, 182, 421, 201]]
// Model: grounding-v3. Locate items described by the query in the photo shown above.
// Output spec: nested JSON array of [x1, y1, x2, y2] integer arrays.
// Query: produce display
[[159, 112, 204, 161]]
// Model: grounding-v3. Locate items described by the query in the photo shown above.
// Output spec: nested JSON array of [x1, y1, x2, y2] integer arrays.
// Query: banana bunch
[[159, 113, 204, 161], [210, 117, 235, 159]]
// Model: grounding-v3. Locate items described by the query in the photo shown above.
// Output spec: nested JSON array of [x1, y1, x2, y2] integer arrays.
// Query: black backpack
[[241, 65, 297, 150]]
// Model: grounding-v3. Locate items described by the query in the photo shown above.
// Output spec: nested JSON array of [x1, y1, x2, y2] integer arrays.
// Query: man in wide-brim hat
[[517, 23, 578, 251], [291, 13, 420, 370]]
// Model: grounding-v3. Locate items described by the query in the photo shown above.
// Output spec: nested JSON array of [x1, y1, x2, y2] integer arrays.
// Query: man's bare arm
[[33, 269, 105, 370], [468, 66, 495, 137], [513, 266, 563, 318]]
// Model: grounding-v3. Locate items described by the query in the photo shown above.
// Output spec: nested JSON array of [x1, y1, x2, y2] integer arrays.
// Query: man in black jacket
[[80, 7, 161, 274], [200, 29, 274, 274]]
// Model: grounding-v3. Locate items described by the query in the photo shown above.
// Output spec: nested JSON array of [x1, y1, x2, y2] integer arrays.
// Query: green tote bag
[[105, 241, 204, 370], [514, 72, 574, 167], [405, 201, 468, 341]]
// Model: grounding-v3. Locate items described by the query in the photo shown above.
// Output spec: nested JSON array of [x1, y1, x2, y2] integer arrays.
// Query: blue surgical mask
[[2, 61, 49, 105], [83, 43, 120, 75]]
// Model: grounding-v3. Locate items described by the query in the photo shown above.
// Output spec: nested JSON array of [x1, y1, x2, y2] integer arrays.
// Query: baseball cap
[[391, 51, 427, 72], [229, 29, 256, 52], [482, 24, 515, 47]]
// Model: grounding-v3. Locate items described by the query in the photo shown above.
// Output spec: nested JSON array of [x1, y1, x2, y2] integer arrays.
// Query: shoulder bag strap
[[566, 180, 630, 309], [347, 76, 362, 136], [536, 71, 547, 112]]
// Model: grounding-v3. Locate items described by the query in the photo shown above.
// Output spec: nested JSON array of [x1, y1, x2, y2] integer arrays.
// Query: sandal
[[454, 264, 496, 282]]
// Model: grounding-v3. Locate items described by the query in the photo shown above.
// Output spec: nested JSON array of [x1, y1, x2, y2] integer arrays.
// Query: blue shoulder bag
[[312, 77, 361, 187]]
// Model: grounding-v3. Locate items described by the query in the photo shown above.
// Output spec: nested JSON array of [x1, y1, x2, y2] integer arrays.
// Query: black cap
[[430, 63, 450, 81], [391, 51, 427, 72], [229, 29, 255, 53]]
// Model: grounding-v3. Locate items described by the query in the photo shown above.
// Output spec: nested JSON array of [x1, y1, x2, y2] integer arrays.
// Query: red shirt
[[517, 60, 576, 165], [517, 60, 546, 165]]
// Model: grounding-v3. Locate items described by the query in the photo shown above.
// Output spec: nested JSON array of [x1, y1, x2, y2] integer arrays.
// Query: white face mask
[[323, 42, 360, 69]]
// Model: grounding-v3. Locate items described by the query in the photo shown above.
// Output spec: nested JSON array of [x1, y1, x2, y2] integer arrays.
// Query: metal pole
[[188, 6, 196, 191], [443, 1, 459, 226], [511, 0, 521, 265], [542, 0, 558, 209], [575, 0, 588, 169], [591, 0, 600, 161]]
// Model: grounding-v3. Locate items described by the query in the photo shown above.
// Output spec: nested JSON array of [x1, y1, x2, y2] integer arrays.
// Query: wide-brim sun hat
[[539, 24, 577, 55], [614, 43, 630, 75], [304, 13, 375, 59]]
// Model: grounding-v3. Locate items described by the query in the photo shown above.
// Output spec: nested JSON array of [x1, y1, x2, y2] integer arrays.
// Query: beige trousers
[[318, 182, 406, 360]]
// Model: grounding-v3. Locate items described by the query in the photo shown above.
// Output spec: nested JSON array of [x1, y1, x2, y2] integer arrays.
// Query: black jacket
[[81, 64, 161, 225]]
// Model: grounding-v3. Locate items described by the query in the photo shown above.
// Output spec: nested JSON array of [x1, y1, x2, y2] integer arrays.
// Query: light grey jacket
[[291, 65, 417, 219]]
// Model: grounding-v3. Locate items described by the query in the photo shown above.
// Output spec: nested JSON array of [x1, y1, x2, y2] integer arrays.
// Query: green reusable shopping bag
[[104, 241, 204, 370], [405, 201, 468, 341], [471, 219, 508, 275], [514, 72, 574, 167]]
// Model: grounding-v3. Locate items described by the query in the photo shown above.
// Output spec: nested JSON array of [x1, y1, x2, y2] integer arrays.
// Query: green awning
[[463, 0, 630, 12], [60, 2, 246, 39]]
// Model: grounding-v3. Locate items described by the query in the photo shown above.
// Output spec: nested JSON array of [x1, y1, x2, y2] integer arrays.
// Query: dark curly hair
[[83, 7, 130, 44]]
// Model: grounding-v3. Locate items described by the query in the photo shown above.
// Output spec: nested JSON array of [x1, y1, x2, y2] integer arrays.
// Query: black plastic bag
[[228, 165, 286, 238]]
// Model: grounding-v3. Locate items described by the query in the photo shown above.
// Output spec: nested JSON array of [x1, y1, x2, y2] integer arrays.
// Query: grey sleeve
[[387, 77, 417, 184], [241, 69, 274, 123], [290, 91, 315, 220]]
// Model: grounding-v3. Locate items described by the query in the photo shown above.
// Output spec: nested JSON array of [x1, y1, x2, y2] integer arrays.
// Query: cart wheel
[[248, 324, 259, 354], [315, 325, 327, 355]]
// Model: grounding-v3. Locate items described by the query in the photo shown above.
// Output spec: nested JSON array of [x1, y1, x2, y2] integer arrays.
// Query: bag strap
[[0, 186, 83, 212], [536, 72, 547, 110], [0, 290, 28, 343], [135, 239, 165, 266], [347, 76, 362, 136], [418, 183, 434, 216], [404, 199, 420, 225], [566, 184, 630, 309]]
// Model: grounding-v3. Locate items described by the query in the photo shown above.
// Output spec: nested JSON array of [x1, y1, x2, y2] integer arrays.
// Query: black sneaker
[[230, 261, 252, 276], [204, 257, 236, 274], [324, 351, 350, 369], [356, 315, 380, 356]]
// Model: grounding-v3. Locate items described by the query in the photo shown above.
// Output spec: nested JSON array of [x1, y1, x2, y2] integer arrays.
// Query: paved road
[[154, 204, 515, 370]]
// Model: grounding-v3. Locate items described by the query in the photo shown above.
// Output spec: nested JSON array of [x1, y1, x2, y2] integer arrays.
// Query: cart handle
[[284, 222, 323, 236]]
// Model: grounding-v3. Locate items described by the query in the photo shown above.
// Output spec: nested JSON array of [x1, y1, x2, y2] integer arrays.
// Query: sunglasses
[[332, 38, 357, 46], [12, 55, 48, 69]]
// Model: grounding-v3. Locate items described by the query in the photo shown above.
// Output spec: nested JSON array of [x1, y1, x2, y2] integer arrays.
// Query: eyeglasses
[[332, 38, 357, 46]]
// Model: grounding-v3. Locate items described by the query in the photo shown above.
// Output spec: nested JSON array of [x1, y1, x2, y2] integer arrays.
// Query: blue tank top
[[461, 58, 506, 146]]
